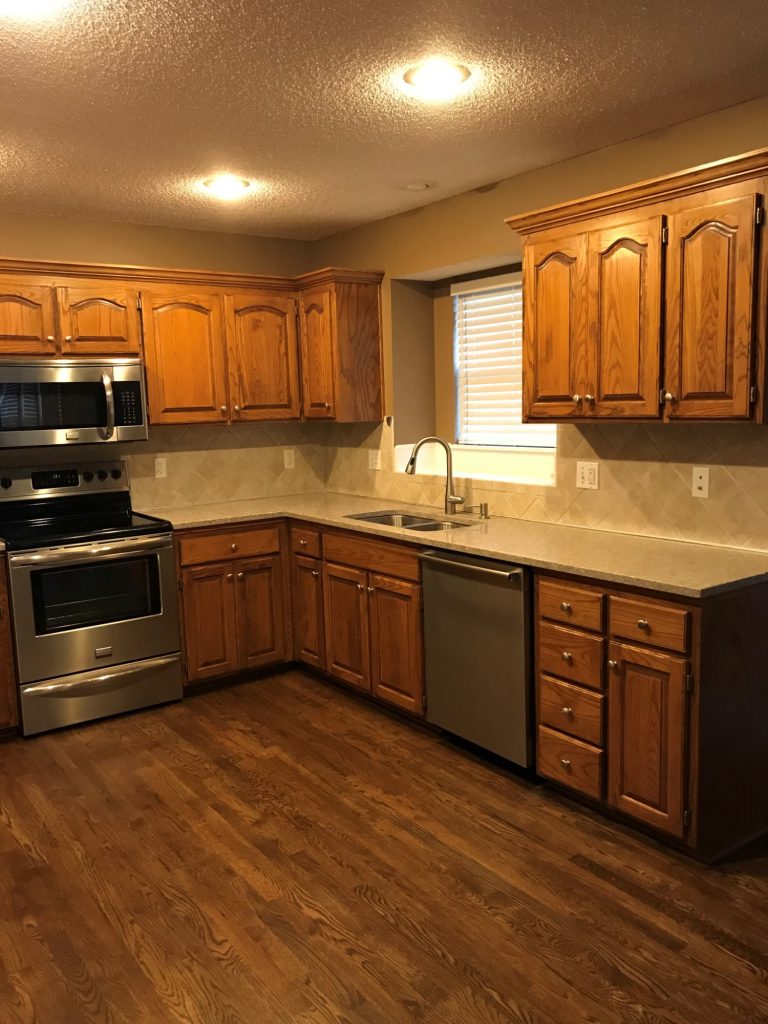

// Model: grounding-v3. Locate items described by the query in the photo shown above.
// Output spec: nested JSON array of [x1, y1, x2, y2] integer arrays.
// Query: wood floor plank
[[1, 670, 767, 1023]]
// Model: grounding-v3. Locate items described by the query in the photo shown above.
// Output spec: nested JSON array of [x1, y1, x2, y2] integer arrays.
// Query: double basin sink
[[345, 510, 471, 532]]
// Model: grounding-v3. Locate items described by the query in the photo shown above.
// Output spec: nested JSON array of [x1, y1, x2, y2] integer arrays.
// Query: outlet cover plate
[[692, 466, 710, 498], [576, 461, 599, 490], [283, 448, 295, 470], [154, 457, 167, 479]]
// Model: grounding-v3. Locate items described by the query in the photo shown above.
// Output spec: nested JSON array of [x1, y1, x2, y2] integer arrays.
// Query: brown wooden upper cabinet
[[508, 150, 768, 422], [0, 276, 141, 357]]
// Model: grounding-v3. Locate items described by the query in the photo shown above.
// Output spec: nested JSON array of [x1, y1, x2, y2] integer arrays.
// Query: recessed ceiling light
[[401, 58, 472, 102], [199, 174, 255, 201], [0, 0, 70, 18]]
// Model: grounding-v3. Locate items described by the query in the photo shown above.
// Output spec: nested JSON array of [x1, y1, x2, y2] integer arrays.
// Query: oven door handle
[[101, 371, 115, 440], [8, 533, 173, 567], [21, 654, 180, 699]]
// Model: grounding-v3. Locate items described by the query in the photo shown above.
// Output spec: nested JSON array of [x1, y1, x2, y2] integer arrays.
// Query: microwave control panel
[[114, 382, 144, 426]]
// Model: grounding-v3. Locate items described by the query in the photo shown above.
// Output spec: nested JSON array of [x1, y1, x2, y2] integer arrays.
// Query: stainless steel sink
[[344, 510, 471, 531], [345, 510, 438, 528]]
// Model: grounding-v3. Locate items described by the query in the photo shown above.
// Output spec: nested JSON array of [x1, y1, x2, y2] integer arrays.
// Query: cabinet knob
[[608, 659, 618, 670], [664, 392, 676, 404], [560, 758, 572, 771], [367, 586, 375, 593], [561, 706, 573, 717], [237, 572, 244, 580], [220, 405, 227, 414], [234, 405, 241, 414], [572, 394, 582, 404], [560, 601, 571, 613], [311, 570, 320, 578], [47, 335, 55, 342], [299, 539, 307, 546], [322, 402, 331, 409], [585, 394, 595, 404], [226, 573, 234, 581], [230, 543, 238, 552], [356, 582, 364, 591], [64, 335, 72, 342], [637, 618, 650, 630], [561, 650, 573, 663]]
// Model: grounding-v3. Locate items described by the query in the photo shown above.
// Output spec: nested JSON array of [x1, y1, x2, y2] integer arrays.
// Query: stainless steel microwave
[[0, 358, 149, 448]]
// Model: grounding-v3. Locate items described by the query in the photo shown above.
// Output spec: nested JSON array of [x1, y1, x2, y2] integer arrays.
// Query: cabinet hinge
[[421, 692, 427, 710], [685, 672, 694, 693], [177, 578, 183, 591], [750, 384, 758, 405], [661, 224, 669, 245], [683, 809, 691, 829], [756, 205, 765, 226], [659, 387, 665, 407]]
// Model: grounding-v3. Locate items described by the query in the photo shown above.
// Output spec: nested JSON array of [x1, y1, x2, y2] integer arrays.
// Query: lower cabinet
[[291, 553, 325, 671], [178, 523, 289, 684], [323, 563, 370, 690]]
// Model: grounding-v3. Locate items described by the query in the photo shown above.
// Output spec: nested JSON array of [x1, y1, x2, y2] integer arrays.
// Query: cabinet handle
[[230, 543, 238, 552], [237, 572, 244, 580], [561, 650, 573, 663], [664, 392, 676, 404], [637, 618, 650, 630], [220, 405, 227, 414], [560, 759, 572, 770], [560, 601, 571, 613], [608, 659, 618, 670], [561, 706, 573, 717], [572, 394, 582, 404], [311, 570, 319, 578]]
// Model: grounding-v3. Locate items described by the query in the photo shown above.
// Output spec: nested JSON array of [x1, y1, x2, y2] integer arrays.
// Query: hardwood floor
[[1, 670, 767, 1024]]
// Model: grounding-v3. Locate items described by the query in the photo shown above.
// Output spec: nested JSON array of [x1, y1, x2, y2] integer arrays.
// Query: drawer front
[[538, 578, 604, 632], [291, 524, 322, 558], [179, 525, 281, 566], [609, 596, 689, 653], [537, 726, 604, 800], [538, 621, 604, 690], [323, 530, 420, 582], [538, 675, 604, 746]]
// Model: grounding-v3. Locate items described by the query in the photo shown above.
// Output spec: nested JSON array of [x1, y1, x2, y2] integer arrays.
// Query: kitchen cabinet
[[534, 571, 768, 859], [0, 562, 18, 731], [290, 525, 325, 671], [0, 276, 141, 357], [321, 530, 424, 715], [178, 523, 289, 684], [508, 150, 768, 422], [298, 287, 336, 418]]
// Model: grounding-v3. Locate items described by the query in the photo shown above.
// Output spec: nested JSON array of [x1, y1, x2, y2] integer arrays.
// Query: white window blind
[[453, 274, 556, 449]]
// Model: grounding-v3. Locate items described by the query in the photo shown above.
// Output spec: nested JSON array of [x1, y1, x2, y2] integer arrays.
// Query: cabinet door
[[523, 233, 588, 419], [142, 290, 228, 424], [607, 641, 688, 837], [369, 574, 424, 715], [235, 555, 287, 671], [322, 562, 370, 691], [298, 288, 335, 418], [225, 292, 300, 421], [0, 278, 57, 354], [292, 554, 325, 671], [664, 192, 758, 419], [182, 562, 239, 683], [587, 216, 663, 418], [57, 284, 142, 356]]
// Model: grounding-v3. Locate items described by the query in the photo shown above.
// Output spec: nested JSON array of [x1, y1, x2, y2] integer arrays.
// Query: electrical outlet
[[283, 448, 295, 470], [576, 461, 599, 490], [154, 457, 167, 479], [692, 466, 710, 498], [368, 449, 382, 471]]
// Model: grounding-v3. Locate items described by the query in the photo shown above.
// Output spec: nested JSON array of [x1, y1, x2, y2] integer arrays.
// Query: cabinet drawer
[[291, 524, 322, 558], [538, 675, 604, 746], [179, 525, 281, 566], [538, 578, 604, 632], [323, 530, 420, 582], [537, 726, 604, 800], [538, 621, 604, 690], [609, 596, 689, 653]]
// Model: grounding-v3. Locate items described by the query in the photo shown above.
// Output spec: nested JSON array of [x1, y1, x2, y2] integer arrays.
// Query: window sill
[[394, 443, 556, 487]]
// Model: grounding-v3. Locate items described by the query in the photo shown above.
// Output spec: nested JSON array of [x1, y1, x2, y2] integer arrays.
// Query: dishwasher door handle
[[419, 552, 523, 584]]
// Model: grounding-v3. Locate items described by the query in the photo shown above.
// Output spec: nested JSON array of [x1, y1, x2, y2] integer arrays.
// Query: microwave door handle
[[101, 372, 115, 439]]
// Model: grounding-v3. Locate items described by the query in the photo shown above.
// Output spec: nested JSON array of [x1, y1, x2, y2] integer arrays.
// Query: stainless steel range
[[0, 461, 182, 735]]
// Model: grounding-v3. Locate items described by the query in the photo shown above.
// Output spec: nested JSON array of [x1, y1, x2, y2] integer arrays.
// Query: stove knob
[[111, 469, 122, 480], [82, 470, 94, 483], [0, 477, 11, 490], [97, 470, 108, 481]]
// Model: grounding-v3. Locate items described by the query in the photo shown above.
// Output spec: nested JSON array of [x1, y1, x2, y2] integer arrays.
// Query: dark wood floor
[[1, 672, 767, 1024]]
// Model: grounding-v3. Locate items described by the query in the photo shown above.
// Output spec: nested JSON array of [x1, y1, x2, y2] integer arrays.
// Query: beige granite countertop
[[139, 491, 768, 599]]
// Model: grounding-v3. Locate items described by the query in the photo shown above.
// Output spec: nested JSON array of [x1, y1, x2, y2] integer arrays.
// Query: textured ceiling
[[1, 0, 768, 240]]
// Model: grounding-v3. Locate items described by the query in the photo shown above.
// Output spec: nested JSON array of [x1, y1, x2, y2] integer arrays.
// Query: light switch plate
[[283, 448, 295, 470], [576, 461, 599, 490], [368, 449, 382, 470], [154, 457, 167, 479], [692, 466, 710, 498]]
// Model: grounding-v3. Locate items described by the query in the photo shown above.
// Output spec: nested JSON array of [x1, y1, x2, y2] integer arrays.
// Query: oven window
[[0, 382, 107, 431], [31, 556, 161, 634]]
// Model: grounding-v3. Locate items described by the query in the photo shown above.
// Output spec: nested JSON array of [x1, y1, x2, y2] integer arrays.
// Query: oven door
[[8, 534, 180, 683]]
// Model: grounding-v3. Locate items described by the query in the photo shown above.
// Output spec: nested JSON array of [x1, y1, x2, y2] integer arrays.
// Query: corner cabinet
[[509, 150, 768, 422], [534, 573, 768, 860]]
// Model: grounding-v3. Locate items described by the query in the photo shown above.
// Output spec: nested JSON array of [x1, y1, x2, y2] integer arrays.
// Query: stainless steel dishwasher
[[421, 550, 532, 767]]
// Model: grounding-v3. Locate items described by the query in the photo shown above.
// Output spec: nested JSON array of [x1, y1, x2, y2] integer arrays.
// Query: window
[[453, 273, 556, 448]]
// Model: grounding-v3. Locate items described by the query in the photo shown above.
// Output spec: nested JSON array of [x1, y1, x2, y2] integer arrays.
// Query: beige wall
[[390, 280, 436, 444], [0, 211, 314, 277]]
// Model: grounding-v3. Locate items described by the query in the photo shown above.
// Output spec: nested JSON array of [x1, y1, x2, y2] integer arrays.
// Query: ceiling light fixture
[[401, 58, 472, 102], [200, 174, 255, 201], [0, 0, 70, 18]]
